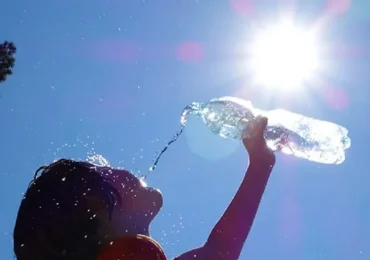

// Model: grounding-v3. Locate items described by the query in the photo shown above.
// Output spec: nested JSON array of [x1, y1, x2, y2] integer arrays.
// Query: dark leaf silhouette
[[0, 41, 17, 83]]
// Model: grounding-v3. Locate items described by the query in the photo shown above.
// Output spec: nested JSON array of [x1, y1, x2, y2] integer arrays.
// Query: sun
[[248, 19, 320, 90]]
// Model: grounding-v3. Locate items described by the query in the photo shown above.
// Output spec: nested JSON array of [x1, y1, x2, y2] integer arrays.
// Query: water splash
[[148, 102, 202, 172], [86, 154, 111, 167]]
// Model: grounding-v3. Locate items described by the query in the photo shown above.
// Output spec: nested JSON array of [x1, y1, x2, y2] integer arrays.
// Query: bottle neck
[[180, 102, 203, 125]]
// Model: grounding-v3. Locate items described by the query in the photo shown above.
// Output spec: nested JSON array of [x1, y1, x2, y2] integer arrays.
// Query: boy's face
[[98, 166, 163, 236]]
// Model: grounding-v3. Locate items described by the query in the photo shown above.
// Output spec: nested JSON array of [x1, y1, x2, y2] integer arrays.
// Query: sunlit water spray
[[86, 153, 148, 185], [148, 102, 202, 172], [86, 154, 111, 167]]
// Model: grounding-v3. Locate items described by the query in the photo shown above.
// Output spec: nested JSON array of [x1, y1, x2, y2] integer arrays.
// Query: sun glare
[[248, 20, 320, 90]]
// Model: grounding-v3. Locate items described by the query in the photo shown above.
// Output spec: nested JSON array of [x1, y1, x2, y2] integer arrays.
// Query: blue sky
[[1, 0, 370, 259]]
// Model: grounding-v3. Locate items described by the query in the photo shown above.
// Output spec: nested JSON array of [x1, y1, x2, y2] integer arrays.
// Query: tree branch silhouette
[[0, 41, 17, 83]]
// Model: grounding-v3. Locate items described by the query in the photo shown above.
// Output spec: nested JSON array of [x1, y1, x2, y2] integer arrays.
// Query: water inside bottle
[[261, 109, 351, 164]]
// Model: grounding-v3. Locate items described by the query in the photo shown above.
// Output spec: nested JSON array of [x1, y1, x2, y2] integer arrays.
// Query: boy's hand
[[243, 116, 275, 166]]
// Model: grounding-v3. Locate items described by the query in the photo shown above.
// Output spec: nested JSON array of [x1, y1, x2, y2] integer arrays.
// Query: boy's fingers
[[255, 116, 268, 133]]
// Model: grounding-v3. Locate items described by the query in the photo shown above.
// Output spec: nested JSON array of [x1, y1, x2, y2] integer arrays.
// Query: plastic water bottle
[[149, 96, 351, 171], [181, 96, 351, 164]]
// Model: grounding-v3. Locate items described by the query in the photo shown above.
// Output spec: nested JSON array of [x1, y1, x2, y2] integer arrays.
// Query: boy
[[13, 116, 275, 259]]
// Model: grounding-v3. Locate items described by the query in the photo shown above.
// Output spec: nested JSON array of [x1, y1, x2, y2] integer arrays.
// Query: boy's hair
[[13, 159, 121, 260]]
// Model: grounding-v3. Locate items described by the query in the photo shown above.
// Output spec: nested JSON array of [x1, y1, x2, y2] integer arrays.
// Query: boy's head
[[13, 159, 163, 259]]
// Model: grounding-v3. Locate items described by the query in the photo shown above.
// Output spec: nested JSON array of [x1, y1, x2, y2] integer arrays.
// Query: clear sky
[[1, 0, 370, 259]]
